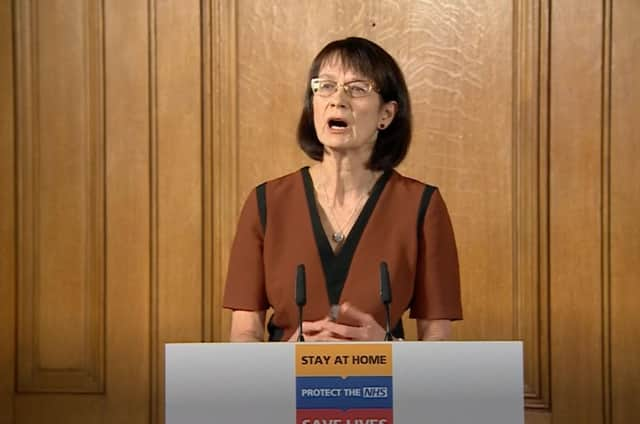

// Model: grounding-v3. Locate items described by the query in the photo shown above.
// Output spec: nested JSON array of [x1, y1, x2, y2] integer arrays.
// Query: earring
[[378, 123, 386, 129]]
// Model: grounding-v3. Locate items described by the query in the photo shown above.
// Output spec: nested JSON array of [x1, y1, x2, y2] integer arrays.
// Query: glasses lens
[[346, 81, 372, 97], [311, 79, 337, 96], [310, 79, 374, 97]]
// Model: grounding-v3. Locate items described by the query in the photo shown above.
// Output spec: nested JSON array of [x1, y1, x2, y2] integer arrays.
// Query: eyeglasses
[[310, 78, 377, 98]]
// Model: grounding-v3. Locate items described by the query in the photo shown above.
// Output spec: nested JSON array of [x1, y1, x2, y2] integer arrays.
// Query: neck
[[314, 155, 379, 207]]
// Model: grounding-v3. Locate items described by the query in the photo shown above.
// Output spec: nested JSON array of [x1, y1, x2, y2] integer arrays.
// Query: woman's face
[[312, 60, 396, 155]]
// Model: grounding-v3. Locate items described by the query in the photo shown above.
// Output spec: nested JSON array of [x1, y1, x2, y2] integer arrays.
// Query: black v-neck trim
[[301, 166, 392, 305]]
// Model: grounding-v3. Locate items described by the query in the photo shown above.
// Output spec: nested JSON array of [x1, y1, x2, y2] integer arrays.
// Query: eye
[[347, 81, 371, 96], [318, 80, 337, 91]]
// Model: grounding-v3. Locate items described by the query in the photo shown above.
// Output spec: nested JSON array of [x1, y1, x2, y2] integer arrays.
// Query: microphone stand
[[380, 262, 393, 341], [295, 264, 306, 342], [383, 303, 392, 341], [297, 304, 305, 342]]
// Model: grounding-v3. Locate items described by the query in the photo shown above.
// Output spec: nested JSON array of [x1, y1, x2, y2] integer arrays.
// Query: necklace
[[319, 173, 376, 244]]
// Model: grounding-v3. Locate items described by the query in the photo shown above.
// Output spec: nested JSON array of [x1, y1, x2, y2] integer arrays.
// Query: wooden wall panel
[[394, 1, 514, 343], [611, 1, 640, 423], [15, 0, 105, 393], [550, 1, 604, 423], [103, 0, 151, 421], [0, 0, 16, 421], [11, 0, 154, 420], [207, 0, 238, 343], [514, 0, 550, 409], [155, 0, 203, 342], [153, 0, 203, 423], [235, 0, 312, 196]]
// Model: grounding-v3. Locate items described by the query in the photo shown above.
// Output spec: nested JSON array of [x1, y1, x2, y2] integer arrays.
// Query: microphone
[[379, 262, 393, 341], [295, 264, 306, 342]]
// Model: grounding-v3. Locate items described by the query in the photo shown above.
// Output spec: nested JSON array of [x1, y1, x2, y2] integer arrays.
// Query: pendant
[[332, 232, 345, 243]]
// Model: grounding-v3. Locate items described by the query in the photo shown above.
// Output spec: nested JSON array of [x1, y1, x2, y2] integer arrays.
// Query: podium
[[166, 342, 523, 424]]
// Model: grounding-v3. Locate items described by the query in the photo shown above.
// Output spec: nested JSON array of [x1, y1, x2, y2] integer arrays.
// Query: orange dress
[[223, 167, 462, 341]]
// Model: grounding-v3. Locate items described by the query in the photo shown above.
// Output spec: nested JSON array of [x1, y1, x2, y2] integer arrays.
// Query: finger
[[304, 329, 351, 342], [331, 320, 385, 341], [301, 319, 331, 335], [322, 320, 364, 340], [339, 302, 377, 326]]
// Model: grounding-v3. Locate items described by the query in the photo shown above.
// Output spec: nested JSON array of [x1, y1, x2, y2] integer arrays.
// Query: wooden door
[[1, 1, 638, 424]]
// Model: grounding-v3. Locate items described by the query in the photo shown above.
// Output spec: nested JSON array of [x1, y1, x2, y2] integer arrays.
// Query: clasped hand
[[288, 302, 386, 342]]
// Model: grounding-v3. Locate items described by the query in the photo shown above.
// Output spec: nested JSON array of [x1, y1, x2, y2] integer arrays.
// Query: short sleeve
[[410, 189, 463, 320], [222, 188, 269, 311]]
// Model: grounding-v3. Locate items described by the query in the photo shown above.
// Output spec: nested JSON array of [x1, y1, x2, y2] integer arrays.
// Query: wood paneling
[[602, 2, 613, 422], [235, 0, 312, 195], [525, 410, 551, 424], [149, 0, 159, 420], [103, 0, 151, 421], [611, 1, 640, 423], [550, 1, 604, 423], [398, 0, 515, 344], [0, 0, 16, 422], [1, 0, 639, 423], [513, 0, 550, 408], [14, 0, 105, 393], [207, 0, 238, 343], [10, 0, 154, 420], [155, 0, 203, 341], [154, 1, 204, 423]]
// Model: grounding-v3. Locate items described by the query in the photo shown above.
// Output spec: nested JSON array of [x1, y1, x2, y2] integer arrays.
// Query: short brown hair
[[297, 37, 412, 171]]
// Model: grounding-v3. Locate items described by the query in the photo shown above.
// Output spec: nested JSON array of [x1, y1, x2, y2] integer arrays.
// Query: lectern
[[166, 341, 523, 424]]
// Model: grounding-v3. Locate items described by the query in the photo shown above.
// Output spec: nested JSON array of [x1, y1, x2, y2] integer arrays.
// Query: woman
[[223, 37, 462, 342]]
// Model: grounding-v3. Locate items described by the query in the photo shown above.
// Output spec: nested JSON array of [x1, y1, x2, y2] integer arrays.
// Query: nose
[[328, 86, 349, 108]]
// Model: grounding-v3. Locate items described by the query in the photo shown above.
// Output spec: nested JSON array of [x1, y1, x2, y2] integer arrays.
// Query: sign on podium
[[166, 341, 523, 424]]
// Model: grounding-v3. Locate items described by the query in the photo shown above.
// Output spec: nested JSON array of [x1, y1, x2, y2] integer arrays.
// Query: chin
[[321, 137, 353, 149]]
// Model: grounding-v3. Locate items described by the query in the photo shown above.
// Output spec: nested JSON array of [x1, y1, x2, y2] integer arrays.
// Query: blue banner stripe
[[296, 376, 393, 410]]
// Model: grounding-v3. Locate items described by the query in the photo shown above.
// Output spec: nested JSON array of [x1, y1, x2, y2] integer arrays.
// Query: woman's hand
[[287, 317, 350, 342], [288, 302, 386, 342], [324, 302, 386, 341]]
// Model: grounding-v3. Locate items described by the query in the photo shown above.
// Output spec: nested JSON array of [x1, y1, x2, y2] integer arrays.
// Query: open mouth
[[328, 118, 349, 129]]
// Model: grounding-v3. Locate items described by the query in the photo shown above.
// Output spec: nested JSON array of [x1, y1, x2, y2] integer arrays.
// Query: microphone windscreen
[[380, 262, 392, 304], [295, 264, 306, 306]]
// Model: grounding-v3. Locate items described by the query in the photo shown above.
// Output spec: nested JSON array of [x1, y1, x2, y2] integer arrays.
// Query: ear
[[379, 100, 398, 128]]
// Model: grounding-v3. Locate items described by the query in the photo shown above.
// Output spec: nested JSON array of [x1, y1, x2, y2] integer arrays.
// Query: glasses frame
[[310, 78, 378, 98]]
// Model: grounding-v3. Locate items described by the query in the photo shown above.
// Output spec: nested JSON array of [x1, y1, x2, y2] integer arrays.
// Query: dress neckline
[[300, 166, 392, 305]]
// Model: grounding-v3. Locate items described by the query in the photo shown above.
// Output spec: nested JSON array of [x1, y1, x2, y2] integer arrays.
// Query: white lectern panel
[[166, 342, 523, 424]]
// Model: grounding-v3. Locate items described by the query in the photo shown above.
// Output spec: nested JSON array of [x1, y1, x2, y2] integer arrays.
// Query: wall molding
[[149, 0, 159, 420], [600, 1, 612, 422], [208, 0, 238, 343], [513, 0, 550, 409], [15, 0, 106, 393]]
